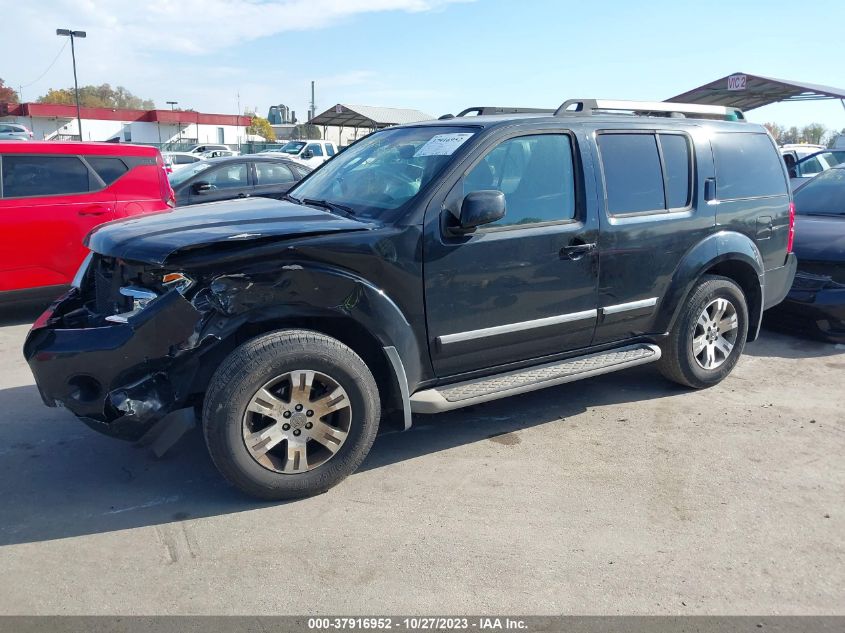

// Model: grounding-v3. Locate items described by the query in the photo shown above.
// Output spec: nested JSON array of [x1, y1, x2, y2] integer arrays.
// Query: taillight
[[787, 201, 795, 253], [155, 153, 176, 207]]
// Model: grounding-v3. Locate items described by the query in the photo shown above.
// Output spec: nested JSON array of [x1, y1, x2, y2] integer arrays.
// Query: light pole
[[167, 101, 180, 144], [56, 29, 86, 140]]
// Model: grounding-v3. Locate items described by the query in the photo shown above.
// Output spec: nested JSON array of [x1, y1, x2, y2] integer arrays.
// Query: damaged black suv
[[25, 99, 797, 500]]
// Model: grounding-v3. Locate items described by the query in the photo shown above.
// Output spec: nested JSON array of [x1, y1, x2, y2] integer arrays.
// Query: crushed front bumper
[[24, 287, 206, 441], [766, 268, 845, 342]]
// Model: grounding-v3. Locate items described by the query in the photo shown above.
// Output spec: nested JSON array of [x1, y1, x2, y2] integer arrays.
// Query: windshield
[[280, 141, 307, 155], [289, 126, 477, 218], [794, 167, 845, 216], [169, 161, 212, 187]]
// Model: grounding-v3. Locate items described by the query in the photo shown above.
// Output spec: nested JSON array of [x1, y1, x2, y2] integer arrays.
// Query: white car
[[272, 140, 337, 169], [0, 123, 33, 141], [186, 144, 239, 157], [161, 151, 205, 173]]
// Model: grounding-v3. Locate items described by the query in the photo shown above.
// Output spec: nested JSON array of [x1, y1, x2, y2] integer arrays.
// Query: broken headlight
[[105, 272, 195, 324]]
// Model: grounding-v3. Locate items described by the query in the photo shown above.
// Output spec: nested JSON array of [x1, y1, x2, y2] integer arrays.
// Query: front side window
[[204, 163, 248, 189], [1, 155, 91, 198], [289, 126, 478, 218], [255, 162, 294, 185], [462, 134, 576, 227]]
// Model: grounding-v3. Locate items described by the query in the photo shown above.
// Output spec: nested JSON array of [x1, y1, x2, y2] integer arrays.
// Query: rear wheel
[[203, 330, 380, 500], [658, 275, 749, 388]]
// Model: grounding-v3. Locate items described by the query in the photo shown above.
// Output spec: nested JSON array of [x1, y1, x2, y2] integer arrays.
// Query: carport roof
[[666, 73, 845, 111], [310, 104, 434, 128]]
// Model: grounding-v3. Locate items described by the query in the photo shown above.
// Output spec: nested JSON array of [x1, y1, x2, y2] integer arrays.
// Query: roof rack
[[456, 106, 556, 117], [555, 99, 746, 121]]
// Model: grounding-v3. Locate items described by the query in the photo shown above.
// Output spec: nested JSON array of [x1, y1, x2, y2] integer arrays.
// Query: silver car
[[0, 123, 33, 140]]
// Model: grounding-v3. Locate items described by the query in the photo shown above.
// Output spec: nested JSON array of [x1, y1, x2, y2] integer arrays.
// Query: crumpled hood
[[794, 215, 845, 264], [86, 197, 374, 265]]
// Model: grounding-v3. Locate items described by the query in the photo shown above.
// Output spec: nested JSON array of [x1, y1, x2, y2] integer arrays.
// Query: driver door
[[423, 130, 600, 377]]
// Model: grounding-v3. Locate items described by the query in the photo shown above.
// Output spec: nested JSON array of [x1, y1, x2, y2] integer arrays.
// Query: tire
[[658, 275, 749, 389], [203, 329, 380, 500]]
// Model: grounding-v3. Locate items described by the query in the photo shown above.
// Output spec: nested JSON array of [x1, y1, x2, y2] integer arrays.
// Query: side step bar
[[410, 343, 661, 414]]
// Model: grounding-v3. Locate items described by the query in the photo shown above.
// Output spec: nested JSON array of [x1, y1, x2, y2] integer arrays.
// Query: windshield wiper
[[281, 193, 301, 204], [302, 198, 356, 217]]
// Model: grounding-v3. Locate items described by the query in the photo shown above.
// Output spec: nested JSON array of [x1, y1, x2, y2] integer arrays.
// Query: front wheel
[[658, 275, 749, 389], [203, 330, 380, 500]]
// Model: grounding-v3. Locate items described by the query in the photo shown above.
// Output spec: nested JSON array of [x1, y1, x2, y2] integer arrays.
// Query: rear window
[[597, 132, 693, 214], [86, 156, 129, 185], [712, 133, 786, 199], [1, 155, 91, 198]]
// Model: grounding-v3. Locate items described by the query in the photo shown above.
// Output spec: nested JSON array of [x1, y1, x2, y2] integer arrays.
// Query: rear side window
[[325, 144, 336, 157], [306, 143, 324, 157], [598, 134, 665, 214], [86, 156, 128, 185], [1, 155, 91, 198], [712, 133, 786, 199], [255, 161, 294, 185], [598, 132, 693, 214]]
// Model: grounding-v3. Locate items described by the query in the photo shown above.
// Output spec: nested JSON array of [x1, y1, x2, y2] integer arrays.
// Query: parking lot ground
[[0, 304, 843, 615]]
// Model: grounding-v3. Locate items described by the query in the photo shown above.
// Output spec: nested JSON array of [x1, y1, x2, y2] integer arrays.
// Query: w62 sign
[[728, 74, 747, 91]]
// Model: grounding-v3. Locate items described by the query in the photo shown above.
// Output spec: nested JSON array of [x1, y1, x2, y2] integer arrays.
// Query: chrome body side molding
[[437, 309, 597, 346]]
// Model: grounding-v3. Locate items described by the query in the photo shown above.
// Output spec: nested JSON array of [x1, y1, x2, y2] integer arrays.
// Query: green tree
[[763, 122, 783, 142], [246, 113, 276, 141], [0, 78, 19, 103], [781, 126, 800, 145], [801, 123, 827, 145], [38, 83, 154, 109]]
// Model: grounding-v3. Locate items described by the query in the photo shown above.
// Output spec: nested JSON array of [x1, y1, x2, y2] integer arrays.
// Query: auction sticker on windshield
[[414, 133, 474, 157]]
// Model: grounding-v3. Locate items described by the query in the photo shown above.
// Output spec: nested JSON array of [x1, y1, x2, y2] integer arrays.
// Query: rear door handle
[[78, 205, 111, 216], [560, 243, 596, 260], [237, 192, 251, 198]]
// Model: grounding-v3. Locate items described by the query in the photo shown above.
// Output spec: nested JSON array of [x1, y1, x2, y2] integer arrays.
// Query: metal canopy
[[666, 73, 845, 111], [309, 104, 433, 128]]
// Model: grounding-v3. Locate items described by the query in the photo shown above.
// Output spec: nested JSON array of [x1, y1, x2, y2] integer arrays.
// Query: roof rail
[[456, 106, 556, 117], [555, 99, 746, 121]]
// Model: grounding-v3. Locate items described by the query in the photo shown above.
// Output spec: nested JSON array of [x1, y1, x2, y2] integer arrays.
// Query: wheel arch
[[657, 231, 765, 342]]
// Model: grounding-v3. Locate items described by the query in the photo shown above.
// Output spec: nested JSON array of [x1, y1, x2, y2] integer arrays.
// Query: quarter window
[[462, 134, 576, 227], [1, 155, 91, 198], [660, 134, 692, 208], [712, 133, 786, 200]]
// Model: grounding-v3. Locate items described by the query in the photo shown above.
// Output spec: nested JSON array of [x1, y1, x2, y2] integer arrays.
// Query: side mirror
[[455, 190, 506, 232], [301, 150, 314, 160], [193, 181, 212, 194]]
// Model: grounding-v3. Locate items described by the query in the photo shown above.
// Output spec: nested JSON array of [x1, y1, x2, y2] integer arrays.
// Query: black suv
[[24, 99, 797, 500]]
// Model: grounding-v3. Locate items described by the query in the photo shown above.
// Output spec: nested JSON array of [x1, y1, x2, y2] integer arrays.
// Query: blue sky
[[3, 0, 844, 131]]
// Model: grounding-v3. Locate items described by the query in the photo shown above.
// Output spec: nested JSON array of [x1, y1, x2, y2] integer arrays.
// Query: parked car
[[766, 164, 845, 342], [0, 123, 33, 141], [0, 141, 174, 301], [186, 144, 238, 157], [785, 149, 845, 187], [168, 155, 310, 206], [161, 151, 205, 173], [24, 99, 796, 499], [273, 140, 337, 169]]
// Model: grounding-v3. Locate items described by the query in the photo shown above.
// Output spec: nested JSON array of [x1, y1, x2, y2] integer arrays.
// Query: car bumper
[[766, 275, 845, 342], [762, 252, 798, 310], [24, 287, 205, 441]]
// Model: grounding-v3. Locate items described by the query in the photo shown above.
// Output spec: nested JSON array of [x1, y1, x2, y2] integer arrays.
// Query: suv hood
[[86, 197, 374, 265]]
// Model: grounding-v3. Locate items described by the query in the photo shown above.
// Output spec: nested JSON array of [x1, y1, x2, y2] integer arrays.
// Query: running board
[[410, 343, 661, 414]]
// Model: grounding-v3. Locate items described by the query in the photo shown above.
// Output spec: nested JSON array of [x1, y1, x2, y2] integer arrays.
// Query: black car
[[25, 99, 796, 500], [169, 155, 310, 206], [766, 164, 845, 341]]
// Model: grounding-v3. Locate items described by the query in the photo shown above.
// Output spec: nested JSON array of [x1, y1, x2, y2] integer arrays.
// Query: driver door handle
[[560, 242, 596, 260]]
